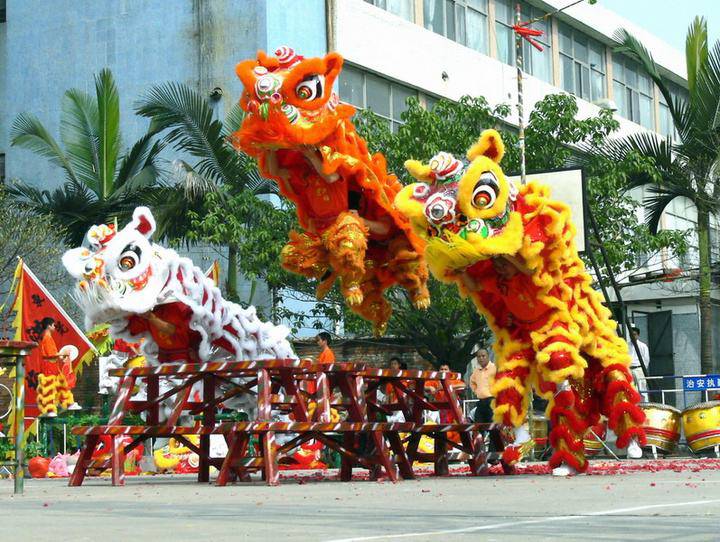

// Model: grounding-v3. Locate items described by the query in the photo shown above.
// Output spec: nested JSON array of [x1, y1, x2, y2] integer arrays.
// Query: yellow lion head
[[394, 129, 524, 280]]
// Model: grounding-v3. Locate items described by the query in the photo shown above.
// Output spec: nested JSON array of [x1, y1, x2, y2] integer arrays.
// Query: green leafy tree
[[0, 187, 67, 320], [7, 69, 163, 245], [135, 83, 278, 301], [592, 17, 720, 372]]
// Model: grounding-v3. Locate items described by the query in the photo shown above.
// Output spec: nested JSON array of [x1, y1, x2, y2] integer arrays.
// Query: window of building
[[364, 0, 415, 22], [339, 65, 419, 132], [423, 0, 489, 54], [0, 0, 5, 23], [495, 0, 551, 83], [658, 80, 688, 141], [613, 55, 654, 129], [558, 22, 606, 103]]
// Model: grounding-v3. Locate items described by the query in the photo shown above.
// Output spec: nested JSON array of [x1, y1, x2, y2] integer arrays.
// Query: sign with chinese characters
[[683, 375, 720, 391]]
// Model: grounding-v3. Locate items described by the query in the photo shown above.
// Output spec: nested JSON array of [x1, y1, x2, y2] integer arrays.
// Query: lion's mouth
[[427, 206, 511, 242]]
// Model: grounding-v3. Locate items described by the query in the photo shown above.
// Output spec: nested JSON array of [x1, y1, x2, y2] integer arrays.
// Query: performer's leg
[[582, 295, 646, 456], [491, 334, 534, 465], [322, 212, 368, 306], [531, 316, 590, 474], [56, 373, 75, 410], [37, 373, 58, 416], [280, 230, 331, 298], [386, 237, 430, 309], [352, 279, 392, 336]]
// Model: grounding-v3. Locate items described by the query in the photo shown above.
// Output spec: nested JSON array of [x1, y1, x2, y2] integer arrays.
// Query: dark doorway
[[648, 311, 674, 404]]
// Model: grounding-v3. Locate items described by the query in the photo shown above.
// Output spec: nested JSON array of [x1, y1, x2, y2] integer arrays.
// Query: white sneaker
[[552, 463, 578, 476], [67, 402, 82, 411], [626, 438, 642, 459], [44, 411, 57, 418]]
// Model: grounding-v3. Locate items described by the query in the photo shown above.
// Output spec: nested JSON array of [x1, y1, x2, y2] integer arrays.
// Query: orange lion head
[[234, 46, 354, 152]]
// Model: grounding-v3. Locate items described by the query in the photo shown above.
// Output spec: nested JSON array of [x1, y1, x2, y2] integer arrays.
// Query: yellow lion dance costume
[[394, 129, 645, 475]]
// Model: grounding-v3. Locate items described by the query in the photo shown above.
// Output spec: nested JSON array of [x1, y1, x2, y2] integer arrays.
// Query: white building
[[333, 0, 717, 377]]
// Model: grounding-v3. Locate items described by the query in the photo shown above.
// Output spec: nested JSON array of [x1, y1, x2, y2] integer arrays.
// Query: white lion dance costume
[[63, 207, 296, 373]]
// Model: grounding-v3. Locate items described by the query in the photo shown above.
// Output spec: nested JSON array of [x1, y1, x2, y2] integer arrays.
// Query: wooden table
[[70, 360, 496, 486], [0, 340, 37, 495]]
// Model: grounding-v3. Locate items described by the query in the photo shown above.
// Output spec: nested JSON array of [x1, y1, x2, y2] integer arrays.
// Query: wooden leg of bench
[[262, 432, 279, 486], [433, 432, 449, 476], [340, 433, 356, 482], [217, 433, 249, 486], [69, 435, 99, 487], [371, 431, 397, 482], [460, 430, 487, 476], [386, 432, 414, 480], [111, 435, 126, 486], [405, 434, 421, 464]]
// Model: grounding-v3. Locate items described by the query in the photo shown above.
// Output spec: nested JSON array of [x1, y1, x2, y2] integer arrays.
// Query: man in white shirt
[[629, 326, 650, 401]]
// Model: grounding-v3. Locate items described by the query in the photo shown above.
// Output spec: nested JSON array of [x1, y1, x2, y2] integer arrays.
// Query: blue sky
[[598, 0, 720, 53]]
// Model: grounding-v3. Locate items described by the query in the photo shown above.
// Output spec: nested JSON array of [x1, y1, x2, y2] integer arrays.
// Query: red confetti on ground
[[273, 457, 720, 483]]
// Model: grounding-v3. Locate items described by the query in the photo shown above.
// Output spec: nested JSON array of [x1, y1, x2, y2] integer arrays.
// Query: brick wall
[[292, 337, 433, 370]]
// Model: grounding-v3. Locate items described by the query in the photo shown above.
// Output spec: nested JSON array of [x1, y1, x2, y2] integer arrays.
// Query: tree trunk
[[226, 244, 239, 303], [697, 209, 714, 374]]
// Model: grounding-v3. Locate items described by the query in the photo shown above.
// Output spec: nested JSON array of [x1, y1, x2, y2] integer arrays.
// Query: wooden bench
[[70, 421, 495, 486]]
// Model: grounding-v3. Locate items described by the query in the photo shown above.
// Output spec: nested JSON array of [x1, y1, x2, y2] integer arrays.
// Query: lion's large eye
[[118, 244, 141, 272], [296, 74, 324, 100], [471, 172, 499, 209]]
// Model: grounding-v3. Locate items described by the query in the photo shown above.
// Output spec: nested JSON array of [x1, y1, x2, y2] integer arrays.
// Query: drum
[[682, 400, 720, 454], [640, 402, 681, 454], [583, 421, 607, 457]]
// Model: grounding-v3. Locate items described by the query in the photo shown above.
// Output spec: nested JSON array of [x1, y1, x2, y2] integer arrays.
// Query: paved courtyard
[[2, 462, 719, 541]]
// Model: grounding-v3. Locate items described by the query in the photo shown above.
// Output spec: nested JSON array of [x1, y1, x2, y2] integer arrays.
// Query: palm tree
[[135, 82, 278, 301], [7, 69, 163, 245], [594, 17, 720, 373]]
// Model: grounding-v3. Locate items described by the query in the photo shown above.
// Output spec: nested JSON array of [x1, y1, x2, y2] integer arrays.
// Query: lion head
[[234, 46, 353, 151], [394, 129, 524, 279], [62, 207, 170, 325]]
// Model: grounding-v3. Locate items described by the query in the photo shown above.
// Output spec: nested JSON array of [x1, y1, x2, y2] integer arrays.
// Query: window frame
[[558, 22, 607, 103], [423, 0, 489, 54], [364, 0, 415, 23], [338, 64, 422, 132], [494, 0, 552, 82], [612, 55, 654, 129]]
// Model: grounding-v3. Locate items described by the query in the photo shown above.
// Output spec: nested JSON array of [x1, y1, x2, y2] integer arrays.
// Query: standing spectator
[[629, 326, 650, 401], [388, 357, 401, 371], [470, 348, 496, 424], [316, 332, 336, 364]]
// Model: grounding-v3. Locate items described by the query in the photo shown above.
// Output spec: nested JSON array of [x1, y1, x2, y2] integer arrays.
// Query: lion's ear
[[466, 129, 505, 163], [404, 159, 434, 182], [131, 207, 156, 239]]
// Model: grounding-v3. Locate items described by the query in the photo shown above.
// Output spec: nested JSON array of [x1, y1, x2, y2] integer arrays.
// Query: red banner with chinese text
[[10, 261, 95, 433]]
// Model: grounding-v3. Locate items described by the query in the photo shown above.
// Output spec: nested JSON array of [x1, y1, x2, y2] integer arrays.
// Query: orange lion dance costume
[[394, 129, 645, 475], [233, 47, 429, 334]]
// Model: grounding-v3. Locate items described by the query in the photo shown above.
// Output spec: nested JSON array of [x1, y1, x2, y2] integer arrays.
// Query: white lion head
[[62, 207, 170, 326]]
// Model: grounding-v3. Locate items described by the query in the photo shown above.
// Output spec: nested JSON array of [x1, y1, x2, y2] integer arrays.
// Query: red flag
[[9, 260, 95, 433], [205, 260, 220, 287]]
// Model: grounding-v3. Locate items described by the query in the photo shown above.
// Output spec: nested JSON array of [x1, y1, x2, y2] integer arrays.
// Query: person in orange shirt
[[37, 317, 81, 417], [316, 332, 336, 364], [470, 348, 496, 424]]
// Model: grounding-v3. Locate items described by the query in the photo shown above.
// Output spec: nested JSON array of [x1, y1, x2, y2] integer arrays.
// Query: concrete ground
[[2, 463, 719, 541]]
